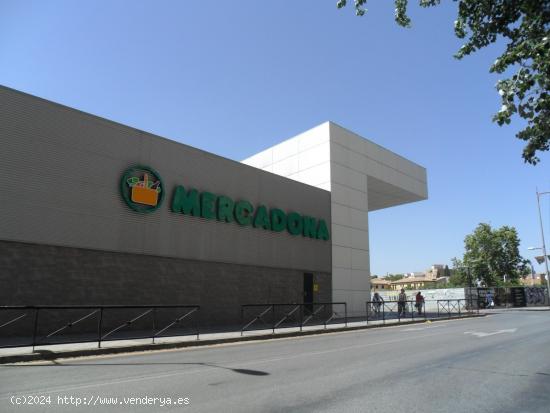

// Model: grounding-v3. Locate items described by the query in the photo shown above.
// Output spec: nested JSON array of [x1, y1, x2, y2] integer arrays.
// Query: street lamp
[[525, 259, 536, 280], [531, 189, 550, 303], [527, 246, 550, 291]]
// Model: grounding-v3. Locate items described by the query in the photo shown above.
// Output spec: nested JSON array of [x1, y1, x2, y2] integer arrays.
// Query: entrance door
[[303, 273, 314, 313]]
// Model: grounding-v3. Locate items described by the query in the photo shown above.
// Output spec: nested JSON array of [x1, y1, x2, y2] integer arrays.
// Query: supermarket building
[[0, 86, 427, 325]]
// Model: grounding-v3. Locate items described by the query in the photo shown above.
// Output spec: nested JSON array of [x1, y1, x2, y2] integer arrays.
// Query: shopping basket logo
[[120, 165, 164, 213]]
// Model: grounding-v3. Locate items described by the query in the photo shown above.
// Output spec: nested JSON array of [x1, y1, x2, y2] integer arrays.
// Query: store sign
[[120, 165, 165, 213], [120, 165, 330, 241]]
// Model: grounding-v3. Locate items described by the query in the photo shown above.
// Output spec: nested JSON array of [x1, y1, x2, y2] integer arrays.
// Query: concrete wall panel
[[0, 240, 331, 328], [0, 86, 331, 274]]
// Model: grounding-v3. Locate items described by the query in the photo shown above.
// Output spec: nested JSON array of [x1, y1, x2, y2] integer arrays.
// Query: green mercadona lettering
[[171, 185, 330, 241]]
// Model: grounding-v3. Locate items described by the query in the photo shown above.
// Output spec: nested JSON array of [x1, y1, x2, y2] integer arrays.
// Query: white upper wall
[[243, 122, 331, 190], [243, 121, 428, 210], [329, 123, 427, 211], [242, 121, 428, 316]]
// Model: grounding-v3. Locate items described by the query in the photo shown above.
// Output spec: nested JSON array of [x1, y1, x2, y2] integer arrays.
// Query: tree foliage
[[449, 257, 468, 286], [337, 0, 550, 164], [384, 273, 405, 281], [453, 223, 527, 286]]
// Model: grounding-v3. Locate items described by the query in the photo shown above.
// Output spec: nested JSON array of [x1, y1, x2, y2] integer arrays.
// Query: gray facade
[[0, 86, 331, 326], [0, 240, 331, 327]]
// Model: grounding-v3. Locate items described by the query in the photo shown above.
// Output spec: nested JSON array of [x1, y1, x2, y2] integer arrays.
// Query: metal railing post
[[424, 301, 427, 320], [152, 307, 157, 344], [300, 305, 303, 332], [31, 308, 39, 353], [97, 307, 104, 349], [344, 303, 348, 327], [271, 305, 275, 334], [195, 313, 200, 341], [240, 306, 245, 336], [399, 301, 402, 323]]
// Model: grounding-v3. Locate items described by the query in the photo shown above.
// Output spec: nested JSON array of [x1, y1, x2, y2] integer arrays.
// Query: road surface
[[1, 311, 549, 412]]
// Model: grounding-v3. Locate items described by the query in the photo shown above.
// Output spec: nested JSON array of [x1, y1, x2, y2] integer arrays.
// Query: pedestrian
[[398, 289, 407, 317], [415, 291, 424, 315], [486, 291, 494, 309], [372, 292, 384, 316]]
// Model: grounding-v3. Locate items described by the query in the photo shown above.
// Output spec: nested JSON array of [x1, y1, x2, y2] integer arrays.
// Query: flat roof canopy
[[367, 175, 427, 211], [243, 122, 427, 213]]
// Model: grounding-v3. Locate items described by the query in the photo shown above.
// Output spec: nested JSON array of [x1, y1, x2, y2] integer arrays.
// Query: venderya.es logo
[[120, 165, 164, 213]]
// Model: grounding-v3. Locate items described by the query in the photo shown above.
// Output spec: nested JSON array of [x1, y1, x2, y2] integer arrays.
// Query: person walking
[[398, 289, 407, 317], [486, 291, 494, 309], [415, 291, 424, 315], [372, 292, 384, 316]]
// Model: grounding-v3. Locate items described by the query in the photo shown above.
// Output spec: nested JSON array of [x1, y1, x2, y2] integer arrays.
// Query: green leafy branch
[[338, 0, 550, 164]]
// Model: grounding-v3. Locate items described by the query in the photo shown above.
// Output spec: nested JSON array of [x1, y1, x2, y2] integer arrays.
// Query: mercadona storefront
[[0, 85, 427, 332]]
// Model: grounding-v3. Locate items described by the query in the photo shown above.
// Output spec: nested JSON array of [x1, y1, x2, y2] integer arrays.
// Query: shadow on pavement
[[3, 359, 270, 376]]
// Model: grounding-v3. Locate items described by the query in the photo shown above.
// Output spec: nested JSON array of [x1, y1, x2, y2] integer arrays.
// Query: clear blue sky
[[1, 1, 548, 276]]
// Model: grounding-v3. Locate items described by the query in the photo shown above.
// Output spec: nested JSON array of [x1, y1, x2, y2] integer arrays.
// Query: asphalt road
[[1, 311, 549, 413]]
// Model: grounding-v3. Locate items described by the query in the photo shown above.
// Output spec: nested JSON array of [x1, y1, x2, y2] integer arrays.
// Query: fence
[[240, 302, 347, 335], [472, 286, 549, 308], [366, 299, 479, 324], [436, 299, 478, 318], [1, 298, 485, 350], [0, 305, 200, 350]]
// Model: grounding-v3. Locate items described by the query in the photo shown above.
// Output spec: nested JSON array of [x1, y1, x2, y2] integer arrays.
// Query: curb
[[481, 308, 550, 313], [0, 314, 485, 364]]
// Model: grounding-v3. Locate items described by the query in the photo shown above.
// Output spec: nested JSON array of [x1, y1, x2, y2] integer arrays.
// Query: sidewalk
[[0, 313, 484, 364], [479, 306, 550, 313]]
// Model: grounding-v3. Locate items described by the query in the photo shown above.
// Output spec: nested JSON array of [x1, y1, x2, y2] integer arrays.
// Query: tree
[[455, 223, 527, 286], [384, 273, 405, 281], [337, 1, 550, 164], [449, 257, 468, 286]]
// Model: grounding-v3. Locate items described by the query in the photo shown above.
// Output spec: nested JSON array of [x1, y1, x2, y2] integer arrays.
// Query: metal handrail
[[436, 299, 478, 318], [241, 305, 274, 335], [40, 309, 100, 341], [0, 305, 200, 350], [153, 307, 200, 342], [101, 309, 154, 341], [367, 298, 480, 324], [240, 302, 347, 335], [0, 312, 28, 329], [273, 305, 301, 330], [0, 305, 194, 309], [302, 304, 326, 326]]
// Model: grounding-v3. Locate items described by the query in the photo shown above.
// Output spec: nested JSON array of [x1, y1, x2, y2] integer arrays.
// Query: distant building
[[386, 264, 449, 290], [403, 272, 425, 279], [425, 264, 446, 280], [370, 278, 391, 291], [390, 277, 437, 290], [520, 273, 547, 287]]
